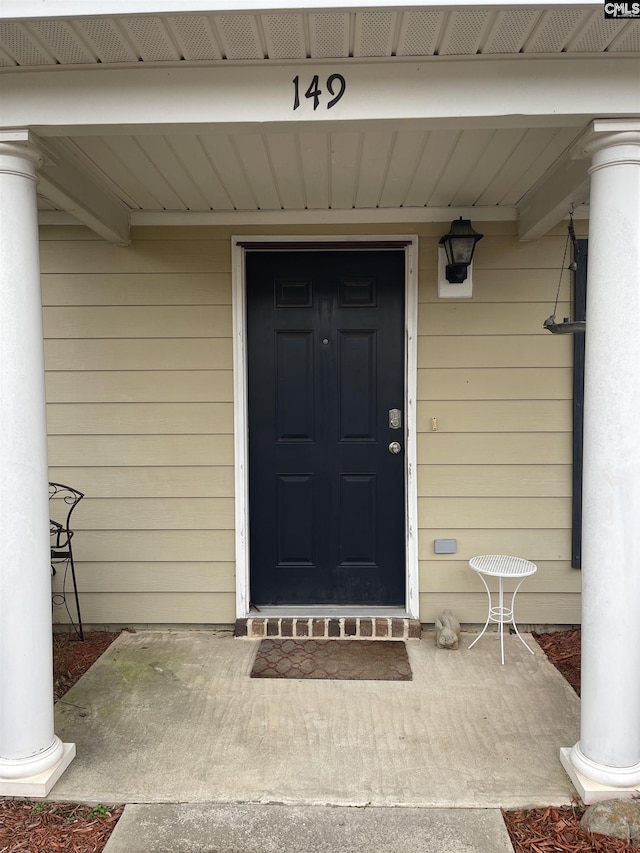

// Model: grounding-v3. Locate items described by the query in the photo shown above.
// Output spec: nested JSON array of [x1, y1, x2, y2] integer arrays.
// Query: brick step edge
[[234, 617, 421, 640]]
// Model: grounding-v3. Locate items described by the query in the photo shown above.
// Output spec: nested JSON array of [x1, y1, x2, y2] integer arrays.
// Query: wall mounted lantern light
[[438, 218, 484, 284]]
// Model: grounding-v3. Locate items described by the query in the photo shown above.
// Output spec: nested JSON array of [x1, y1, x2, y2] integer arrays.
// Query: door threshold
[[234, 611, 421, 641], [250, 606, 409, 618]]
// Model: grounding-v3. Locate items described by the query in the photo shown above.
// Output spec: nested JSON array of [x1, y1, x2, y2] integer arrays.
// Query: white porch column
[[560, 120, 640, 801], [0, 130, 75, 796]]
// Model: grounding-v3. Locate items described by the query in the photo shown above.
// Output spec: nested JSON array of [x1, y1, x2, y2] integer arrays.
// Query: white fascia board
[[0, 1, 603, 22], [2, 59, 638, 132]]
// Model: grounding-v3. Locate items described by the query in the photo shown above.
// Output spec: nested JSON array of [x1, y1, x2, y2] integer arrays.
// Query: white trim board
[[232, 233, 419, 620], [130, 207, 517, 227], [5, 61, 636, 130]]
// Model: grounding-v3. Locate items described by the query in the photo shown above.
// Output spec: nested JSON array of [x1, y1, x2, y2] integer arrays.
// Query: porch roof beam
[[36, 142, 130, 245], [518, 155, 590, 241], [2, 59, 638, 133]]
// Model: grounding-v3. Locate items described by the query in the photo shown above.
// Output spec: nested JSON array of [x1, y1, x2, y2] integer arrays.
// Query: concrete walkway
[[49, 629, 580, 850], [103, 802, 516, 852]]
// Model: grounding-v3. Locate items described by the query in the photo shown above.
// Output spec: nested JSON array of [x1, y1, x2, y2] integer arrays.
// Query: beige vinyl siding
[[417, 220, 582, 626], [43, 224, 235, 627], [43, 220, 581, 627]]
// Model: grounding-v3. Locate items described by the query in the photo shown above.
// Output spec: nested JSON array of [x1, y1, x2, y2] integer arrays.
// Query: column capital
[[0, 130, 46, 176], [573, 119, 640, 170]]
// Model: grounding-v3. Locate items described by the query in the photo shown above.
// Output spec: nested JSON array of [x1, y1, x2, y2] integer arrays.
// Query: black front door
[[247, 250, 405, 606]]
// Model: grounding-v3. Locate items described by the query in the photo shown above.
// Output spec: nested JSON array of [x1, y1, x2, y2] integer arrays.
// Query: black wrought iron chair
[[49, 482, 85, 640]]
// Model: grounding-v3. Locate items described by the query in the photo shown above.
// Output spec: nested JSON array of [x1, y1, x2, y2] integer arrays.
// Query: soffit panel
[[353, 10, 396, 57], [75, 18, 140, 62], [523, 7, 590, 52], [262, 13, 306, 60], [215, 14, 264, 60], [565, 12, 626, 51], [482, 9, 540, 53], [120, 16, 181, 60], [438, 9, 492, 56], [612, 22, 640, 50], [168, 14, 222, 60], [396, 9, 442, 56], [309, 11, 350, 58], [1, 8, 639, 67]]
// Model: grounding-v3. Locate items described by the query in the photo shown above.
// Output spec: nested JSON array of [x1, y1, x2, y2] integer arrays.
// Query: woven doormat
[[250, 638, 412, 681]]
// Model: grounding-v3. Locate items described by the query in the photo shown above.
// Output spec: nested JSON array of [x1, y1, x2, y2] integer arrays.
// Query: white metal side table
[[468, 555, 538, 665]]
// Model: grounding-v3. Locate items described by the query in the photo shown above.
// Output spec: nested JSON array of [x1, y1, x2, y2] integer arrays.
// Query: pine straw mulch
[[52, 631, 120, 702], [504, 629, 640, 853], [533, 628, 582, 697], [0, 800, 124, 853], [504, 804, 640, 853], [2, 627, 638, 852], [0, 631, 124, 853]]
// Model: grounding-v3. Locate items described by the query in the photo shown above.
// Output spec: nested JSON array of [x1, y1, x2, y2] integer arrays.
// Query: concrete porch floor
[[49, 628, 579, 809]]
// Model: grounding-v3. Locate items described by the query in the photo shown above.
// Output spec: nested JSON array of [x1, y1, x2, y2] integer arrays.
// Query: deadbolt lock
[[389, 408, 402, 430]]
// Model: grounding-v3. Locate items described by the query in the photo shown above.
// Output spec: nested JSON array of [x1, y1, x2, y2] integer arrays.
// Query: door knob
[[388, 441, 402, 454]]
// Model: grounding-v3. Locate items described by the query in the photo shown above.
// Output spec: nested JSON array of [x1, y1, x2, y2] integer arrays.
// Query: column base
[[0, 742, 75, 797], [560, 747, 640, 804]]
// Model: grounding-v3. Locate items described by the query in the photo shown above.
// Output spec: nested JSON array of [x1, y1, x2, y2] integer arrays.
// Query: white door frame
[[232, 234, 419, 619]]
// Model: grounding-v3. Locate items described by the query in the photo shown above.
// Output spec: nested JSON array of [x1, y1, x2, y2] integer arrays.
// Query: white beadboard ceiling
[[51, 125, 582, 212], [2, 5, 638, 239]]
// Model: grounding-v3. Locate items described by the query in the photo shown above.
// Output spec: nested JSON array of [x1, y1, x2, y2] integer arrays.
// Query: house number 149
[[292, 74, 346, 110]]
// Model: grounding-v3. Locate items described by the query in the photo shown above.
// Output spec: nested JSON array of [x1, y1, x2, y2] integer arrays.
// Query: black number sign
[[293, 74, 346, 111], [326, 73, 346, 109]]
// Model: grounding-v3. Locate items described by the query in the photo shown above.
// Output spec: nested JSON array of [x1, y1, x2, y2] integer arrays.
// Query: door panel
[[277, 474, 315, 565], [339, 474, 377, 565], [247, 250, 405, 606], [339, 331, 376, 440], [276, 331, 314, 440]]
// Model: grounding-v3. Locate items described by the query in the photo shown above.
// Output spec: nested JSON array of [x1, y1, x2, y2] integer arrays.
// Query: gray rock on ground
[[581, 799, 640, 842]]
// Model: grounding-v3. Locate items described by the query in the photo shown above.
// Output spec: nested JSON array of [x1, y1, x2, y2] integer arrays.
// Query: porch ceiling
[[37, 124, 585, 216], [2, 3, 639, 242]]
